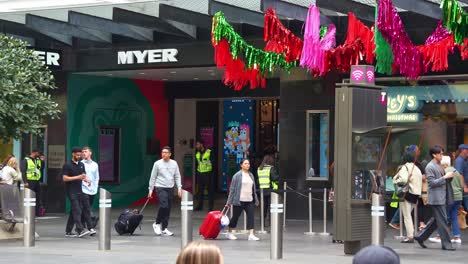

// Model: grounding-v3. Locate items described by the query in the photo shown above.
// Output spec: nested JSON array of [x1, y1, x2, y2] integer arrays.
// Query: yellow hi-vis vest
[[25, 157, 40, 181], [196, 149, 212, 173], [36, 158, 43, 179], [257, 165, 278, 190]]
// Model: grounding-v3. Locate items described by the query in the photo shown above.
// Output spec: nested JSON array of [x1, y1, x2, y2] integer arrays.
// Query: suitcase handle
[[221, 205, 230, 216]]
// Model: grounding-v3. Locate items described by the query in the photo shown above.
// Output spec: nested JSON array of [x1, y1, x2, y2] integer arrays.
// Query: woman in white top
[[226, 158, 259, 241], [0, 157, 22, 185], [393, 149, 422, 243]]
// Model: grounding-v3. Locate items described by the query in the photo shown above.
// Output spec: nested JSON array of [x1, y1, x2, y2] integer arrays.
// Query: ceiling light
[[193, 77, 199, 80], [170, 71, 177, 74], [107, 73, 113, 76], [162, 78, 169, 81], [138, 72, 146, 75], [207, 69, 214, 72], [210, 73, 216, 76]]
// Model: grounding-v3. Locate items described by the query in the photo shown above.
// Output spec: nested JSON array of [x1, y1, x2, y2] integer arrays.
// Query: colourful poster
[[200, 127, 214, 148], [222, 100, 254, 191]]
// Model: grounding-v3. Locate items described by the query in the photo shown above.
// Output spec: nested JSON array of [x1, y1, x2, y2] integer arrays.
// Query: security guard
[[257, 154, 279, 224], [195, 140, 214, 211], [21, 149, 42, 216]]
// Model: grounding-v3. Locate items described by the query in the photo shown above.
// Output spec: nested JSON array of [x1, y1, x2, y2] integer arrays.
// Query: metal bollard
[[371, 193, 385, 245], [258, 188, 267, 234], [413, 200, 418, 233], [395, 204, 405, 240], [320, 188, 330, 236], [23, 188, 36, 247], [270, 192, 283, 260], [283, 182, 287, 228], [304, 188, 315, 235], [180, 190, 193, 249], [99, 188, 112, 251]]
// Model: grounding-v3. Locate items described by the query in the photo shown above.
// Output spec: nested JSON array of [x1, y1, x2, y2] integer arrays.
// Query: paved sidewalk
[[0, 207, 466, 264]]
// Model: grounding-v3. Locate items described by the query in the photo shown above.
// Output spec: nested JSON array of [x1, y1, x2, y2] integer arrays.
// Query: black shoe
[[442, 247, 456, 251], [415, 238, 427, 248]]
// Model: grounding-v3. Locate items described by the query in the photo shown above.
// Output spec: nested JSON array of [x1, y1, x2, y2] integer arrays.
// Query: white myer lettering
[[33, 50, 60, 66], [117, 49, 178, 65]]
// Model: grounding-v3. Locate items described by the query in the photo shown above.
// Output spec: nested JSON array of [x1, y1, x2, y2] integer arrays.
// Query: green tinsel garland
[[212, 11, 296, 75], [320, 26, 328, 39], [374, 4, 394, 75], [440, 0, 468, 44]]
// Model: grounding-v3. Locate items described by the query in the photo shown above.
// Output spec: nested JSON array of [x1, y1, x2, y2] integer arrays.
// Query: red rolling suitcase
[[199, 207, 229, 239]]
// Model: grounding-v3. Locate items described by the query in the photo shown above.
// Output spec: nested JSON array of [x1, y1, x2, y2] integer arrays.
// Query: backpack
[[114, 209, 144, 235]]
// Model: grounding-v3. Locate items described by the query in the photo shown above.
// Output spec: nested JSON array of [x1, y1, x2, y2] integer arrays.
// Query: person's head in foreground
[[176, 241, 223, 264], [353, 245, 400, 264]]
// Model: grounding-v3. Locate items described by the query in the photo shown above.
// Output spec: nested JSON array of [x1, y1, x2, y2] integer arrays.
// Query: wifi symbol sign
[[351, 68, 364, 82], [366, 70, 375, 82]]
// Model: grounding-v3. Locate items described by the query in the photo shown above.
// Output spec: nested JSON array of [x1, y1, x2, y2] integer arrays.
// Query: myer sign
[[117, 49, 178, 65], [32, 49, 62, 69]]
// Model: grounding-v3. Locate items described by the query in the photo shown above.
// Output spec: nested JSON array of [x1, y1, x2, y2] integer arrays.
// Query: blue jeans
[[447, 200, 462, 237], [391, 209, 400, 224]]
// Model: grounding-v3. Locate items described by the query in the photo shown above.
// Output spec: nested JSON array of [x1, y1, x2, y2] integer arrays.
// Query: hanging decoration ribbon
[[416, 21, 455, 72], [212, 11, 295, 90], [440, 0, 468, 44], [377, 0, 423, 79], [264, 8, 303, 62], [323, 12, 375, 75], [300, 5, 337, 75], [374, 3, 394, 75]]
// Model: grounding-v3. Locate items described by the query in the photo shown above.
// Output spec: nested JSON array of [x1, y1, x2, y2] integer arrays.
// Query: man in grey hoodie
[[148, 146, 182, 236]]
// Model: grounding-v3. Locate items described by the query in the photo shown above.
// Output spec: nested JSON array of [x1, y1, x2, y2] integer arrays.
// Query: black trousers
[[156, 187, 173, 230], [196, 172, 214, 210], [66, 193, 92, 233], [81, 194, 96, 229], [27, 180, 41, 216], [429, 205, 453, 249], [229, 201, 255, 230]]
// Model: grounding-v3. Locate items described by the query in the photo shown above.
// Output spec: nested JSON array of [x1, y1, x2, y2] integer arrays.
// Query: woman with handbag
[[225, 158, 260, 241], [393, 149, 423, 243]]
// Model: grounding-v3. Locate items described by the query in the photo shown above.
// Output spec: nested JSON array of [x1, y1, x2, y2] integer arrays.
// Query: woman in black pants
[[225, 158, 259, 241]]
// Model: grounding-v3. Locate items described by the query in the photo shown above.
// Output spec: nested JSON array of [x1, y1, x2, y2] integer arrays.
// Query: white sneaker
[[248, 234, 260, 241], [89, 229, 97, 236], [451, 238, 462, 244], [429, 237, 441, 243], [162, 228, 174, 236], [225, 232, 237, 240], [152, 223, 162, 236]]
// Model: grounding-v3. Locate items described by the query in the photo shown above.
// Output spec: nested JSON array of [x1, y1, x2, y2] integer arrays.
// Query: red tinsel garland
[[213, 39, 266, 91], [417, 35, 455, 72], [458, 39, 468, 60], [264, 8, 303, 62], [344, 12, 375, 64]]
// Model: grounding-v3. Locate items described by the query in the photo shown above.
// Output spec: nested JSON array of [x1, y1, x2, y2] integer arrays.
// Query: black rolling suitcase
[[114, 199, 149, 235], [415, 217, 437, 241]]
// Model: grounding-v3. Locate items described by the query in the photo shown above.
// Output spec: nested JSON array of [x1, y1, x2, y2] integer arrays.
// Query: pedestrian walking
[[392, 148, 422, 243], [63, 147, 95, 238], [225, 158, 260, 241], [148, 146, 182, 236], [81, 146, 99, 230], [21, 149, 42, 216], [415, 145, 455, 250]]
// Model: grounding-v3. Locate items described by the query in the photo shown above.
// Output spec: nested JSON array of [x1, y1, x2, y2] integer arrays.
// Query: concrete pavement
[[0, 206, 466, 264]]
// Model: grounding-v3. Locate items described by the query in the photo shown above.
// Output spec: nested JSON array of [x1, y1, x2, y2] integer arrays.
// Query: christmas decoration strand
[[440, 0, 468, 44], [212, 11, 295, 90], [264, 8, 303, 62], [377, 0, 423, 79], [416, 21, 455, 72], [300, 4, 336, 75], [212, 11, 295, 75]]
